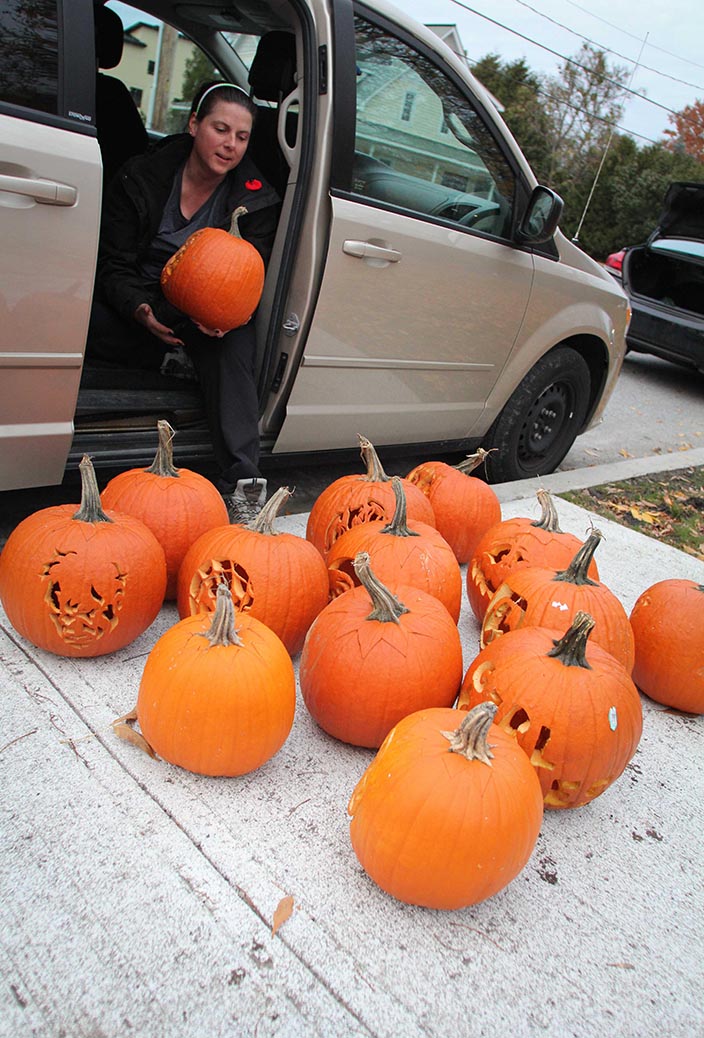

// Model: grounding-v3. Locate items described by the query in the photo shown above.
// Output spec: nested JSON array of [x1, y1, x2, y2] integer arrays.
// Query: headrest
[[248, 31, 296, 102], [95, 6, 125, 70]]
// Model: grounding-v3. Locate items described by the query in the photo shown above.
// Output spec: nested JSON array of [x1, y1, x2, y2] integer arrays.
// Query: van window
[[351, 16, 515, 239], [0, 0, 59, 115]]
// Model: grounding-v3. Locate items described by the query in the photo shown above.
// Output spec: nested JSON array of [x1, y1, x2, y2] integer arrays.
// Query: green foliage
[[181, 49, 221, 105]]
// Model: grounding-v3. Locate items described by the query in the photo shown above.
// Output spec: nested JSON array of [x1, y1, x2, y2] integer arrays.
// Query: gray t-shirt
[[140, 163, 231, 285]]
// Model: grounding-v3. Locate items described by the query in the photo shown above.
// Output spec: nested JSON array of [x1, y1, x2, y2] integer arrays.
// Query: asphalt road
[[1, 350, 702, 541]]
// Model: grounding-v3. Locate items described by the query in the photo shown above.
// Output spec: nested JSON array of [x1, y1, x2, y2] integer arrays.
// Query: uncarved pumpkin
[[0, 456, 166, 657], [101, 420, 228, 599], [161, 206, 264, 332], [348, 702, 544, 909], [300, 553, 463, 747], [629, 579, 704, 714]]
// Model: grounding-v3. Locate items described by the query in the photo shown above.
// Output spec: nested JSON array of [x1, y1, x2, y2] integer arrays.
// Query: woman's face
[[189, 100, 253, 177]]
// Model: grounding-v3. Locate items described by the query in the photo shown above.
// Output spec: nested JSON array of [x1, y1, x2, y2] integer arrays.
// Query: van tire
[[482, 347, 591, 483]]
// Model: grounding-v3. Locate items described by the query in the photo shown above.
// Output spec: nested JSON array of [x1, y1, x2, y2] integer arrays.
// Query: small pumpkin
[[0, 456, 166, 657], [101, 420, 228, 599], [160, 206, 264, 332], [629, 579, 704, 714], [406, 449, 501, 563], [481, 528, 635, 672], [466, 489, 599, 620], [459, 612, 643, 808], [306, 435, 435, 559], [348, 702, 544, 909], [115, 582, 295, 776], [300, 552, 463, 747], [326, 477, 462, 622], [176, 486, 329, 655]]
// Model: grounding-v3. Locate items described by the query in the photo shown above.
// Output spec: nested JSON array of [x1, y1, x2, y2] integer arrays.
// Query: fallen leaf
[[618, 448, 633, 458], [628, 506, 661, 525], [271, 895, 294, 936], [606, 962, 636, 970]]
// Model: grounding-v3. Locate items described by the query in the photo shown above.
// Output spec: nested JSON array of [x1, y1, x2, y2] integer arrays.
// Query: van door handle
[[342, 240, 402, 262], [0, 174, 77, 206]]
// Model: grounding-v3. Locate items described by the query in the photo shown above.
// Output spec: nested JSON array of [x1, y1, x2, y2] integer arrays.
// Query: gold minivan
[[0, 0, 629, 491]]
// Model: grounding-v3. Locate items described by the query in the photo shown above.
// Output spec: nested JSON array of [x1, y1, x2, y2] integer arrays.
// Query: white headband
[[194, 82, 250, 117]]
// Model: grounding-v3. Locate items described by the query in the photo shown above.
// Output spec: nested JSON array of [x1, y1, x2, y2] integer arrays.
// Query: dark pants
[[86, 300, 262, 493]]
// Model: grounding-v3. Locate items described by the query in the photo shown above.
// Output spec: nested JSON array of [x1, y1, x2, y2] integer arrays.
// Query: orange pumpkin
[[306, 435, 435, 559], [0, 456, 166, 657], [176, 486, 329, 655], [459, 612, 643, 808], [101, 420, 228, 599], [160, 206, 264, 332], [481, 528, 635, 672], [629, 579, 704, 714], [116, 582, 295, 776], [406, 449, 501, 563], [326, 477, 462, 622], [467, 489, 599, 620], [348, 702, 544, 908], [300, 553, 463, 747]]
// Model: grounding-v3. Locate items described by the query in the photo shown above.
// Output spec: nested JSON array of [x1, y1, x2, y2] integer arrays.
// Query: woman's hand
[[193, 321, 225, 338], [134, 303, 184, 346]]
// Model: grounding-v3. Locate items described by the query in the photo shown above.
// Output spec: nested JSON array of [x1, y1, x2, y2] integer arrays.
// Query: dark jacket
[[96, 134, 280, 324]]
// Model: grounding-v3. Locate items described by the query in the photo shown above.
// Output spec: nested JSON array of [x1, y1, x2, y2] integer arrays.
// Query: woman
[[88, 81, 280, 523]]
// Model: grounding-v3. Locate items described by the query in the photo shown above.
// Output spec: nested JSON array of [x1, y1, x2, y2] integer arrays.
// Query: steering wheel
[[458, 201, 501, 228]]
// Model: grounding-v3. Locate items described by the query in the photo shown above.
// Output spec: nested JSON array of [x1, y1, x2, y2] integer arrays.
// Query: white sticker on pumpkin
[[550, 601, 569, 612], [608, 706, 618, 731]]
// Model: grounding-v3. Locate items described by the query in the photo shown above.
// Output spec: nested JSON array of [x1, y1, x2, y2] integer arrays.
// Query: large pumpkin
[[326, 477, 462, 622], [160, 206, 264, 332], [467, 489, 599, 620], [0, 456, 166, 657], [459, 612, 643, 808], [300, 553, 463, 747], [176, 486, 329, 655], [405, 449, 501, 563], [115, 582, 295, 776], [348, 702, 544, 909], [481, 528, 635, 673], [101, 420, 228, 599], [629, 579, 704, 714], [306, 435, 435, 559]]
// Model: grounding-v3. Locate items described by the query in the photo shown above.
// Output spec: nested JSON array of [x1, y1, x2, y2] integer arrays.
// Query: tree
[[663, 100, 704, 162], [180, 48, 221, 105]]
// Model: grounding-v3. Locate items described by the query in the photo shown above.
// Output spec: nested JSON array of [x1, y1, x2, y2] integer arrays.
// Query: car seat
[[94, 5, 149, 189], [247, 31, 298, 197]]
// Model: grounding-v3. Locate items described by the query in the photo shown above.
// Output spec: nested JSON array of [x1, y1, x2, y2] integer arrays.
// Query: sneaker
[[223, 477, 267, 525]]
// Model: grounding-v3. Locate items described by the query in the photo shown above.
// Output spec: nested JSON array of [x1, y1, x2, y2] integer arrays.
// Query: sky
[[112, 0, 703, 145]]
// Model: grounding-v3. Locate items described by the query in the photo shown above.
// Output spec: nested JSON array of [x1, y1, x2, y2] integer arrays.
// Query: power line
[[533, 85, 661, 145]]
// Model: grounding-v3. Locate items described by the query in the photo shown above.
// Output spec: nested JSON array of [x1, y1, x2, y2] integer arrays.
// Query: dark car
[[616, 182, 704, 373]]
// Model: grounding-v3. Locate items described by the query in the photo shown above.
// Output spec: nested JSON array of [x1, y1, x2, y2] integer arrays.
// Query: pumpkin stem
[[228, 205, 248, 237], [357, 434, 391, 483], [380, 477, 420, 538], [553, 529, 602, 586], [547, 611, 594, 669], [532, 489, 563, 532], [454, 447, 493, 476], [353, 552, 410, 624], [201, 582, 245, 647], [249, 485, 293, 534], [442, 702, 497, 765], [145, 419, 180, 477], [73, 455, 113, 523]]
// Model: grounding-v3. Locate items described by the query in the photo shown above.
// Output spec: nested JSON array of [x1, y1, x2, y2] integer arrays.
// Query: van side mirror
[[516, 186, 563, 245]]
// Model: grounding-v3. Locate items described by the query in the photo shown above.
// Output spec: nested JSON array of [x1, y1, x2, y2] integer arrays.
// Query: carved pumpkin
[[306, 435, 435, 559], [115, 583, 295, 776], [160, 206, 264, 332], [406, 449, 501, 563], [176, 486, 329, 655], [459, 612, 643, 808], [0, 456, 166, 657], [467, 490, 599, 620], [348, 702, 544, 908], [300, 553, 463, 747], [101, 420, 228, 599], [481, 528, 635, 672], [326, 477, 462, 623], [629, 579, 704, 714]]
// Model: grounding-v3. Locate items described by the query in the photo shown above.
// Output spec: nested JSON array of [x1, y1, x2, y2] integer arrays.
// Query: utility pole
[[149, 23, 178, 133]]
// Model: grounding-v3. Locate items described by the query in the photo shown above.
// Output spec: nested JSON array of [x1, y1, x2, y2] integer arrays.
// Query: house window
[[129, 87, 143, 107], [441, 171, 469, 192], [148, 60, 155, 75], [401, 90, 415, 122]]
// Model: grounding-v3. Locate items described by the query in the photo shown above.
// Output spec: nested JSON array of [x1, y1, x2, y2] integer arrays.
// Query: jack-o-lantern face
[[41, 550, 127, 648], [187, 558, 254, 615]]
